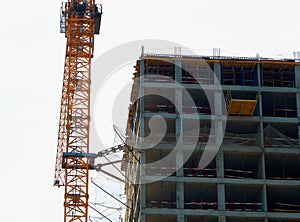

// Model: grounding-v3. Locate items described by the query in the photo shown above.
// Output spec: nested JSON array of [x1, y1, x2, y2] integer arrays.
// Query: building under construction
[[123, 52, 300, 222]]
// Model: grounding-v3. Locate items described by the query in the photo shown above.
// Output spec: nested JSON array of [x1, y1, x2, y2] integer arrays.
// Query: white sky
[[1, 0, 300, 221]]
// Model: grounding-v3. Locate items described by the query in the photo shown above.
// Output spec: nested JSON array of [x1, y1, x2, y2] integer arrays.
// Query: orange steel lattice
[[54, 1, 102, 222]]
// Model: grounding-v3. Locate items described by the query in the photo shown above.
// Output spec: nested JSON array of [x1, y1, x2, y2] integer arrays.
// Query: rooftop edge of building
[[140, 53, 300, 64]]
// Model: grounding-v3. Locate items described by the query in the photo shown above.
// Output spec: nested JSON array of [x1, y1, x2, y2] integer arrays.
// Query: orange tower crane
[[54, 1, 102, 221]]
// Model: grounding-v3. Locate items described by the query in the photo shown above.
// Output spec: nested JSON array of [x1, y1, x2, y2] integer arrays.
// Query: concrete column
[[175, 60, 184, 210], [216, 148, 225, 215], [260, 153, 266, 180], [294, 65, 300, 88], [258, 93, 264, 148], [140, 152, 146, 210], [295, 65, 300, 147], [217, 184, 226, 211], [258, 92, 263, 118], [218, 216, 226, 222], [139, 115, 146, 212], [177, 214, 185, 222], [296, 91, 300, 147], [257, 63, 261, 87], [297, 91, 300, 119], [175, 60, 182, 84], [213, 62, 221, 83], [140, 213, 146, 222], [175, 87, 183, 176], [256, 63, 265, 149], [216, 151, 224, 178], [176, 182, 184, 209], [259, 124, 264, 149], [297, 93, 300, 148], [213, 89, 225, 168], [140, 59, 146, 222], [262, 184, 267, 212], [140, 60, 145, 113], [217, 115, 225, 215]]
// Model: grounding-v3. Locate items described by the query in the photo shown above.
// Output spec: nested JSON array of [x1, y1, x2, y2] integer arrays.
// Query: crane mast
[[54, 1, 102, 221]]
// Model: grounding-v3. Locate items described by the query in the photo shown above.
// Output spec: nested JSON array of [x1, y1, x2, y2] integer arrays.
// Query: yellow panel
[[227, 99, 257, 116]]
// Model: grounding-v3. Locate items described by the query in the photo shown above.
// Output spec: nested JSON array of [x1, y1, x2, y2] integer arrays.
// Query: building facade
[[123, 54, 300, 222]]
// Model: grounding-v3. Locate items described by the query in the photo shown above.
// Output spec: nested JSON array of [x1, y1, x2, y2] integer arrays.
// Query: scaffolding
[[221, 62, 257, 86], [261, 63, 295, 87], [144, 59, 174, 82], [182, 61, 214, 84]]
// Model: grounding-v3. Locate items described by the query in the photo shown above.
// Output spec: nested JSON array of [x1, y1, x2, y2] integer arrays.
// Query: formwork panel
[[225, 90, 259, 116]]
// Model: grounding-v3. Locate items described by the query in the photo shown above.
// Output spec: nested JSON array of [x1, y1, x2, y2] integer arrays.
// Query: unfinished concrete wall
[[124, 56, 300, 222]]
